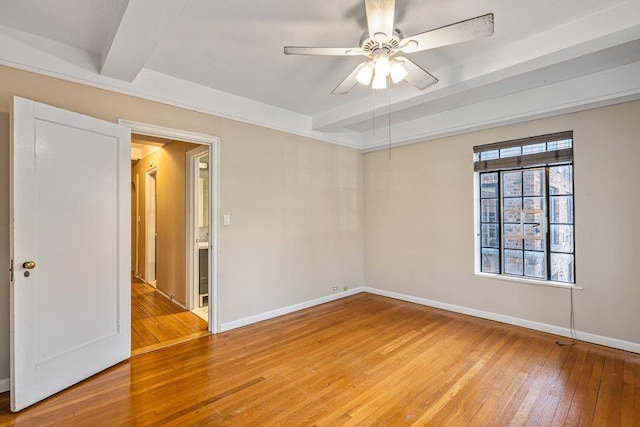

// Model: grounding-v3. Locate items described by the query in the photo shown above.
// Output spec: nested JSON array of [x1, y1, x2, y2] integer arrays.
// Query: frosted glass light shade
[[356, 62, 374, 85], [371, 72, 387, 89], [390, 60, 408, 84], [374, 54, 391, 77]]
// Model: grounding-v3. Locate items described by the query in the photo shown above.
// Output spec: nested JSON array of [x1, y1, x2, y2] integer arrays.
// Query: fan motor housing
[[359, 28, 403, 53]]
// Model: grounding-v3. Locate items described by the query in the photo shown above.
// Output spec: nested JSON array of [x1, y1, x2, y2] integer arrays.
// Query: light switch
[[223, 214, 231, 225]]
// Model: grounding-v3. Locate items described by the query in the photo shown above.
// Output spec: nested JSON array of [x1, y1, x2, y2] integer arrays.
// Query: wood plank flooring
[[131, 279, 209, 355], [1, 293, 639, 425]]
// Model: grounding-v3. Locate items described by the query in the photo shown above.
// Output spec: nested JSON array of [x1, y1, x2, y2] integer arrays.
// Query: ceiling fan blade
[[395, 57, 438, 90], [284, 46, 367, 56], [399, 13, 494, 54], [332, 62, 367, 95], [365, 0, 396, 43]]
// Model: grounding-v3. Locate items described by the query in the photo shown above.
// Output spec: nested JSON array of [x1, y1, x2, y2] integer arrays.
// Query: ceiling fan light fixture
[[389, 60, 408, 84], [371, 71, 387, 90], [284, 5, 495, 95], [374, 54, 391, 77], [356, 62, 375, 85]]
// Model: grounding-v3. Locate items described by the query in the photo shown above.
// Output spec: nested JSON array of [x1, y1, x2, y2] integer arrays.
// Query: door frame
[[145, 167, 157, 287], [186, 146, 210, 312], [133, 174, 140, 277], [119, 119, 220, 333]]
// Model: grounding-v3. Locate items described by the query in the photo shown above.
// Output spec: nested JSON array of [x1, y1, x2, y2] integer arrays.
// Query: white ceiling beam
[[311, 0, 640, 133], [100, 0, 188, 82], [0, 27, 361, 148], [360, 61, 640, 151], [319, 31, 640, 136]]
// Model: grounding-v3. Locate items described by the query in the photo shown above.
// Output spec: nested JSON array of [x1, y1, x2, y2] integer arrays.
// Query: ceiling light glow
[[389, 60, 408, 84], [371, 72, 387, 90], [356, 62, 374, 85], [374, 54, 391, 77]]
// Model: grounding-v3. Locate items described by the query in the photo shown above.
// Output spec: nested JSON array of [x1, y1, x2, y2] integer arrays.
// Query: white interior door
[[10, 97, 131, 412]]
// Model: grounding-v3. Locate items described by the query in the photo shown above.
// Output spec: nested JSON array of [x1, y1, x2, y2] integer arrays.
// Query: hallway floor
[[131, 279, 209, 355], [191, 306, 208, 322]]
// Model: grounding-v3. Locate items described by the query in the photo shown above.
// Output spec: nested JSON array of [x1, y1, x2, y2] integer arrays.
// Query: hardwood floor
[[1, 293, 639, 425], [131, 279, 209, 355]]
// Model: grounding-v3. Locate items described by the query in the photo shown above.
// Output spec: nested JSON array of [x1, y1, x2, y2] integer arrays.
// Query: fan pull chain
[[371, 85, 376, 136]]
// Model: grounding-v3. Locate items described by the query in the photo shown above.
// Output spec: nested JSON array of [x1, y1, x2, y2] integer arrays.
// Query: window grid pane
[[504, 249, 523, 275], [549, 165, 573, 195], [500, 146, 522, 158], [551, 253, 574, 283], [547, 139, 573, 151], [550, 196, 574, 223], [479, 150, 499, 161], [525, 251, 546, 278], [482, 248, 500, 273], [522, 143, 546, 155]]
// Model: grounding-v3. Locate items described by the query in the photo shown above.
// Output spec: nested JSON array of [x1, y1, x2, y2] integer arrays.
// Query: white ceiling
[[0, 0, 639, 150]]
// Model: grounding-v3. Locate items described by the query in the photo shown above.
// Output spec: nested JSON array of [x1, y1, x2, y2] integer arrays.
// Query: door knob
[[23, 261, 36, 269]]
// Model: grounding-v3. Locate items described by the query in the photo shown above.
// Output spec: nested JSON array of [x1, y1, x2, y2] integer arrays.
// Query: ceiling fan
[[284, 0, 494, 94]]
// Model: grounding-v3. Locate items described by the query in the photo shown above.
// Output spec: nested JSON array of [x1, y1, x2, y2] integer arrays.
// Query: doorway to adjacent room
[[126, 121, 220, 354]]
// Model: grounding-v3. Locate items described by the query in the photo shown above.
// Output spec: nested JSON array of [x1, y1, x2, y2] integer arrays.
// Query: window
[[474, 132, 575, 284]]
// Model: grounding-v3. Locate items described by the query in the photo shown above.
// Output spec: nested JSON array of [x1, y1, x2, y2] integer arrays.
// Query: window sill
[[475, 272, 583, 290]]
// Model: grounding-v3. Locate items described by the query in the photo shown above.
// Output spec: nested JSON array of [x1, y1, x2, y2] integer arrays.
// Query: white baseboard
[[155, 288, 187, 310], [217, 284, 639, 354], [0, 377, 9, 393], [219, 287, 364, 332], [364, 286, 640, 354]]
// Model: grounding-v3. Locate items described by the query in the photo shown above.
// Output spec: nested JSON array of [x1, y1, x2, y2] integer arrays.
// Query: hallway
[[131, 279, 209, 355]]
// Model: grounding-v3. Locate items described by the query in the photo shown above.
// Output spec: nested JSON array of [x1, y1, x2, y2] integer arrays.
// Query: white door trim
[[145, 167, 157, 287], [133, 174, 140, 277], [186, 146, 209, 312], [118, 119, 220, 333]]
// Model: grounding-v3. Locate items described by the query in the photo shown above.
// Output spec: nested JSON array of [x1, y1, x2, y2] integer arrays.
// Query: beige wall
[[218, 124, 363, 321], [364, 100, 640, 346], [132, 140, 198, 304], [0, 66, 365, 379], [2, 61, 637, 387]]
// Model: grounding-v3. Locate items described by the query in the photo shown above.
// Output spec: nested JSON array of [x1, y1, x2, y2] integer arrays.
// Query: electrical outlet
[[332, 286, 337, 292], [343, 285, 349, 291]]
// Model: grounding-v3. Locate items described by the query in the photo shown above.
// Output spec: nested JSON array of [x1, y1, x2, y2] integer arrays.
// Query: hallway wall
[[132, 140, 198, 305]]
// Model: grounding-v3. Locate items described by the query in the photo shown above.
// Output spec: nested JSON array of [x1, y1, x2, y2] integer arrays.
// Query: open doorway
[[128, 126, 219, 354]]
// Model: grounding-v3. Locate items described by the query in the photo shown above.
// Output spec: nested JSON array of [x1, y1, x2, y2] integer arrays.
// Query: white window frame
[[473, 132, 578, 289]]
